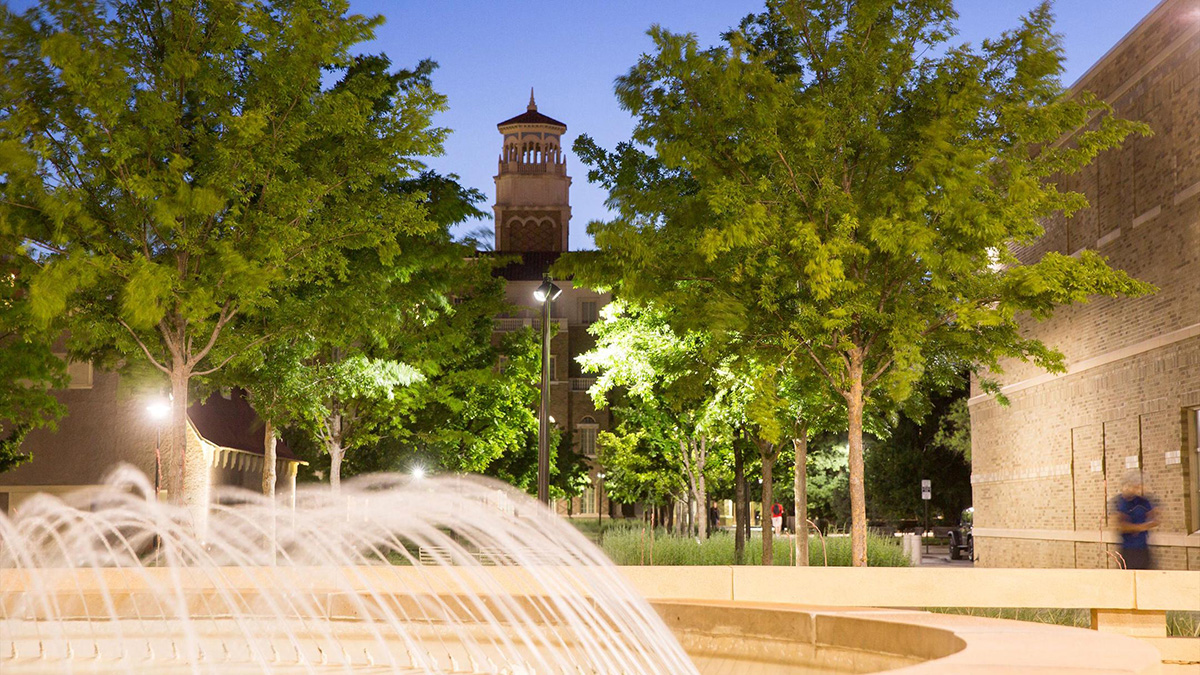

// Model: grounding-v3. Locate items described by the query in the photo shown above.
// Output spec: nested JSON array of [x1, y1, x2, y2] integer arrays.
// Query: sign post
[[921, 479, 932, 555]]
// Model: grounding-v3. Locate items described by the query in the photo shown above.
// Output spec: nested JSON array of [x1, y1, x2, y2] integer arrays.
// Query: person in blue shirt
[[1112, 470, 1158, 570]]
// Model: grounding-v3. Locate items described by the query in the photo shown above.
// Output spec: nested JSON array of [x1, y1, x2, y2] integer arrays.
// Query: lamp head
[[533, 278, 562, 303], [146, 399, 171, 421]]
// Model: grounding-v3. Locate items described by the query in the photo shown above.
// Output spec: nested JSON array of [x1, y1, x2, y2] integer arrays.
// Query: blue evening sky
[[6, 0, 1163, 247], [361, 1, 1159, 248]]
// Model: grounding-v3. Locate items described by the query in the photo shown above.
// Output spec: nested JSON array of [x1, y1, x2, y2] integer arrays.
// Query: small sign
[[920, 479, 931, 501], [1124, 456, 1140, 469]]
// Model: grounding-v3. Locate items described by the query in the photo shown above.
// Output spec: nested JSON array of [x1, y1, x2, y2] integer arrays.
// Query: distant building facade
[[970, 0, 1200, 569], [0, 364, 302, 516], [490, 92, 620, 519]]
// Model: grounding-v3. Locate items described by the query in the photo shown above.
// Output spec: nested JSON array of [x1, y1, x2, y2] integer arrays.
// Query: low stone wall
[[622, 565, 1197, 673], [0, 565, 1173, 673]]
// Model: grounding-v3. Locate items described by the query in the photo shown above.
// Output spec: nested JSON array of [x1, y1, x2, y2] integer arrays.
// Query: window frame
[[576, 417, 599, 457], [580, 300, 598, 325], [1187, 407, 1200, 533]]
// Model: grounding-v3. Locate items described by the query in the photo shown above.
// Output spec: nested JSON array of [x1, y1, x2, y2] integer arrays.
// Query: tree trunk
[[329, 441, 344, 494], [164, 369, 187, 500], [697, 437, 708, 540], [846, 349, 868, 567], [682, 437, 707, 540], [262, 419, 278, 565], [169, 367, 210, 539], [793, 423, 809, 567], [327, 412, 344, 494], [686, 491, 694, 537], [262, 419, 277, 498], [680, 440, 697, 537], [759, 440, 776, 566], [733, 436, 747, 565]]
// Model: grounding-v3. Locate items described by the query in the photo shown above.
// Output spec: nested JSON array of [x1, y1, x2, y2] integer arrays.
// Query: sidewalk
[[920, 544, 974, 568]]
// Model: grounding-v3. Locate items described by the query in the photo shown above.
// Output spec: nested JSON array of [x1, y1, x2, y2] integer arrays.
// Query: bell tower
[[493, 90, 571, 252]]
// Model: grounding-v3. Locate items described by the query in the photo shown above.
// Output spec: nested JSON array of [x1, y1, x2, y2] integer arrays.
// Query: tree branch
[[192, 332, 273, 376], [117, 318, 171, 375]]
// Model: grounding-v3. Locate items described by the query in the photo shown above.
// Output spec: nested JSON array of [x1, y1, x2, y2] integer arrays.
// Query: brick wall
[[971, 0, 1200, 569]]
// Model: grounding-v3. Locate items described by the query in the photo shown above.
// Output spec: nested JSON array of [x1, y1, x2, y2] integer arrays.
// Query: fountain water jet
[[0, 465, 698, 674]]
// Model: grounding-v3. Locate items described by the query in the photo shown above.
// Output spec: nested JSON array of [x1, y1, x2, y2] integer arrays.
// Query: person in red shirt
[[771, 502, 784, 534]]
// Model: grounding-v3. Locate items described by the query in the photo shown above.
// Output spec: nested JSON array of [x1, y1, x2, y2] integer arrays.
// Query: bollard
[[903, 533, 921, 566]]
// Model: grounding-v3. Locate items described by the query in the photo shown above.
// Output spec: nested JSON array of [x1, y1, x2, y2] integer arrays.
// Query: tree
[[776, 372, 841, 565], [806, 434, 851, 526], [221, 168, 526, 494], [866, 374, 972, 524], [0, 1, 445, 525], [0, 265, 67, 472], [570, 0, 1151, 565], [579, 301, 723, 538]]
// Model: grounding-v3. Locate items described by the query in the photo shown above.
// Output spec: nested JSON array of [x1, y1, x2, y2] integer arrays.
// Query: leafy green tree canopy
[[0, 267, 67, 472], [569, 0, 1152, 565], [0, 0, 445, 513]]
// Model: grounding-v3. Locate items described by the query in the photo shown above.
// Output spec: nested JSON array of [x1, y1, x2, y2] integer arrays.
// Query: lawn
[[926, 607, 1200, 638]]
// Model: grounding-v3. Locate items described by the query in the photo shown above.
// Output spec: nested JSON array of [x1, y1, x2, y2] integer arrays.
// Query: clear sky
[[7, 0, 1164, 247], [361, 0, 1160, 249]]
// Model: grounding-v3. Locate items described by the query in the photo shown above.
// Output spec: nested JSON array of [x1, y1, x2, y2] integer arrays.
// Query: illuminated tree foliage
[[0, 265, 67, 472], [0, 1, 444, 516], [572, 0, 1151, 565]]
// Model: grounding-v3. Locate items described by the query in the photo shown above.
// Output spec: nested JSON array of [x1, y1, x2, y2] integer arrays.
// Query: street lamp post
[[146, 397, 171, 563], [533, 276, 562, 505], [596, 472, 605, 530], [146, 398, 171, 501]]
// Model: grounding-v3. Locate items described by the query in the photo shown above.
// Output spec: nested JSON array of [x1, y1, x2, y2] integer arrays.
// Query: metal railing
[[493, 317, 567, 332], [570, 378, 596, 392]]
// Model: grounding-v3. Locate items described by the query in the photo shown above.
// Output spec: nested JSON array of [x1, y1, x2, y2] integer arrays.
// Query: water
[[0, 466, 698, 674]]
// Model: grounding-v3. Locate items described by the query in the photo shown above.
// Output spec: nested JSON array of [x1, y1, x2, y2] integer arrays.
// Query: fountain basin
[[0, 566, 1161, 674]]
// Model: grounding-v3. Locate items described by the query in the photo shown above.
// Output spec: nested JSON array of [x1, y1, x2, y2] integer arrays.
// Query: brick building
[[0, 369, 303, 516], [969, 0, 1200, 569], [489, 92, 618, 519]]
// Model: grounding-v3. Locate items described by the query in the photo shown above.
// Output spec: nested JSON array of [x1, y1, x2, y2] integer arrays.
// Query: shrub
[[596, 527, 910, 567]]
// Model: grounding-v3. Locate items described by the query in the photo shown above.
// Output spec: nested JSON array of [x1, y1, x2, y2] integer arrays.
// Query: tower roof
[[498, 89, 566, 129]]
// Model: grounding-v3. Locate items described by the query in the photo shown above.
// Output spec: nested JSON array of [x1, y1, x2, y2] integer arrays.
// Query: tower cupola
[[493, 90, 572, 252]]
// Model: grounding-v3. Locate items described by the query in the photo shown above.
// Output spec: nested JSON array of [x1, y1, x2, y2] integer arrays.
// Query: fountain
[[0, 466, 1165, 674], [0, 466, 696, 673]]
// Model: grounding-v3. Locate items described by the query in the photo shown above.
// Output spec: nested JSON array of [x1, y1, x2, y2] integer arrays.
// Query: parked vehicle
[[949, 507, 974, 561]]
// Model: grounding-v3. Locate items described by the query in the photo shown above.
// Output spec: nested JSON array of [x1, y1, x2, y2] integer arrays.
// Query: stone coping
[[4, 566, 1196, 612], [654, 600, 1161, 674], [0, 565, 1173, 673], [620, 565, 1200, 612]]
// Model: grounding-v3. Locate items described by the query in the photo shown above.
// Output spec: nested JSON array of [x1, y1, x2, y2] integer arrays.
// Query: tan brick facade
[[489, 96, 619, 520], [969, 0, 1200, 568]]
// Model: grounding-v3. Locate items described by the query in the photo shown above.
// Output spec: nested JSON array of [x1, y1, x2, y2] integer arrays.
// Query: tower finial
[[528, 87, 537, 112]]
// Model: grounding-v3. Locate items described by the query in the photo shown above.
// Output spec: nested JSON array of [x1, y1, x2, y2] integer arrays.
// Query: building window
[[54, 354, 93, 389], [577, 416, 598, 457], [580, 486, 596, 514], [580, 300, 598, 324], [548, 355, 557, 382], [1188, 408, 1200, 533]]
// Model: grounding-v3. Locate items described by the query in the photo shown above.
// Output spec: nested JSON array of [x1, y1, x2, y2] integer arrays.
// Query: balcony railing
[[493, 317, 567, 333], [570, 377, 596, 392]]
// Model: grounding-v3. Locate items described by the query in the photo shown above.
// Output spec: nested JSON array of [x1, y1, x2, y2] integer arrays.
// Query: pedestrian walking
[[1112, 470, 1158, 569]]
